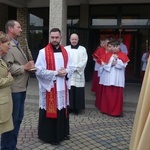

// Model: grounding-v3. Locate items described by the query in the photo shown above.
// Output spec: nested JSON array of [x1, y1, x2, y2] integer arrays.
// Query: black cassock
[[38, 107, 69, 144]]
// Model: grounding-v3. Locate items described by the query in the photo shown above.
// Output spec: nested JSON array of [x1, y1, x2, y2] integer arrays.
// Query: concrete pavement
[[1, 78, 141, 150]]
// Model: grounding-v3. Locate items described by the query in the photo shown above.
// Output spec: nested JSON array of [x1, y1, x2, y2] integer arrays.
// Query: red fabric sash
[[92, 47, 106, 60], [101, 51, 130, 64], [101, 52, 113, 64], [116, 51, 130, 63], [93, 47, 106, 65], [45, 43, 68, 118]]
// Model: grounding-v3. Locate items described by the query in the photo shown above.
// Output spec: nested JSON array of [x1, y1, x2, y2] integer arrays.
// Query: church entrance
[[89, 29, 149, 83], [68, 27, 149, 83]]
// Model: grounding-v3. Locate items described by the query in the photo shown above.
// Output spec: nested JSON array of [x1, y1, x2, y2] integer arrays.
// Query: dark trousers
[[1, 91, 26, 150]]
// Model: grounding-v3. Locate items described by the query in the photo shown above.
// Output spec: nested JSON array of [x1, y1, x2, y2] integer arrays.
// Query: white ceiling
[[0, 0, 150, 8]]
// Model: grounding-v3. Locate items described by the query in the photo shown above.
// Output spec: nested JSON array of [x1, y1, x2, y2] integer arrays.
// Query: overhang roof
[[0, 0, 150, 8]]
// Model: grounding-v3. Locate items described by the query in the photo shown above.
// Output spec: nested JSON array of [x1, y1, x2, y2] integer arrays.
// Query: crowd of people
[[0, 20, 88, 149], [91, 37, 130, 117], [0, 20, 35, 150], [0, 19, 149, 149]]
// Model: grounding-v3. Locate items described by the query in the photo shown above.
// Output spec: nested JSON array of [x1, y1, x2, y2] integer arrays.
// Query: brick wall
[[0, 5, 31, 58], [0, 3, 8, 31], [0, 5, 30, 58], [17, 8, 28, 54]]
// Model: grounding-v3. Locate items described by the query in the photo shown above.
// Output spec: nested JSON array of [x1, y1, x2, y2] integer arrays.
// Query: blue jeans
[[1, 91, 26, 150]]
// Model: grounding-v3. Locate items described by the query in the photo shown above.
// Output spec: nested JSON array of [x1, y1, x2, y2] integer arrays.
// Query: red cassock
[[100, 85, 123, 116], [95, 84, 103, 110], [91, 47, 106, 93], [91, 71, 99, 93]]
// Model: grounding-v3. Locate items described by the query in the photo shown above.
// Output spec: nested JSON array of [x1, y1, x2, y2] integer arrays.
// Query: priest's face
[[70, 34, 79, 46], [50, 31, 62, 47]]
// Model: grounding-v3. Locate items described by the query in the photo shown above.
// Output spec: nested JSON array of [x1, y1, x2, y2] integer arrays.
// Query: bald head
[[70, 33, 79, 46]]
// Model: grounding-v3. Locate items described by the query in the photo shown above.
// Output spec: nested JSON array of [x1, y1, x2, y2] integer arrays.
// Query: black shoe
[[74, 109, 78, 115], [50, 142, 60, 145], [64, 135, 70, 140], [69, 109, 73, 114]]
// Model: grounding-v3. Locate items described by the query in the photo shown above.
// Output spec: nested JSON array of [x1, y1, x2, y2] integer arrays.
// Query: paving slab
[[0, 77, 141, 150]]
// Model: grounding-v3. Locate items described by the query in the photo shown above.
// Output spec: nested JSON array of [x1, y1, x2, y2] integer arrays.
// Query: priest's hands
[[57, 67, 67, 77]]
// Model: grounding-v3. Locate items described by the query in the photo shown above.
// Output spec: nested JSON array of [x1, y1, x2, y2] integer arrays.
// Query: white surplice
[[65, 45, 88, 87], [98, 55, 128, 88], [35, 48, 75, 110]]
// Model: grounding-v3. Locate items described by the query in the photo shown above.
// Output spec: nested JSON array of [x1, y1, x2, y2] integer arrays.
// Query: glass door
[[28, 8, 49, 61]]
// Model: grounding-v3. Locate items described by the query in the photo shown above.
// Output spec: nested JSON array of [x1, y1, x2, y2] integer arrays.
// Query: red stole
[[45, 43, 68, 118]]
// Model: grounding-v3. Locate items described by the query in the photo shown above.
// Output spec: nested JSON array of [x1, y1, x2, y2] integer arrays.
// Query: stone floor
[[1, 78, 141, 150]]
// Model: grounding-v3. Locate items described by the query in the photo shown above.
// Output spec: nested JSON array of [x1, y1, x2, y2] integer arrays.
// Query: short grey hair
[[5, 20, 17, 33]]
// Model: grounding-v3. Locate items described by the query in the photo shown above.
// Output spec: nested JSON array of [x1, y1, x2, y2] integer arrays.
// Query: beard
[[51, 41, 60, 47]]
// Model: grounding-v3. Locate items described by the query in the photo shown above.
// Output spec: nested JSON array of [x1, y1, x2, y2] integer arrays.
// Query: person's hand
[[112, 60, 117, 66], [8, 72, 11, 76], [113, 54, 118, 60], [7, 71, 14, 81], [24, 61, 35, 71], [7, 71, 12, 76], [57, 68, 67, 77]]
